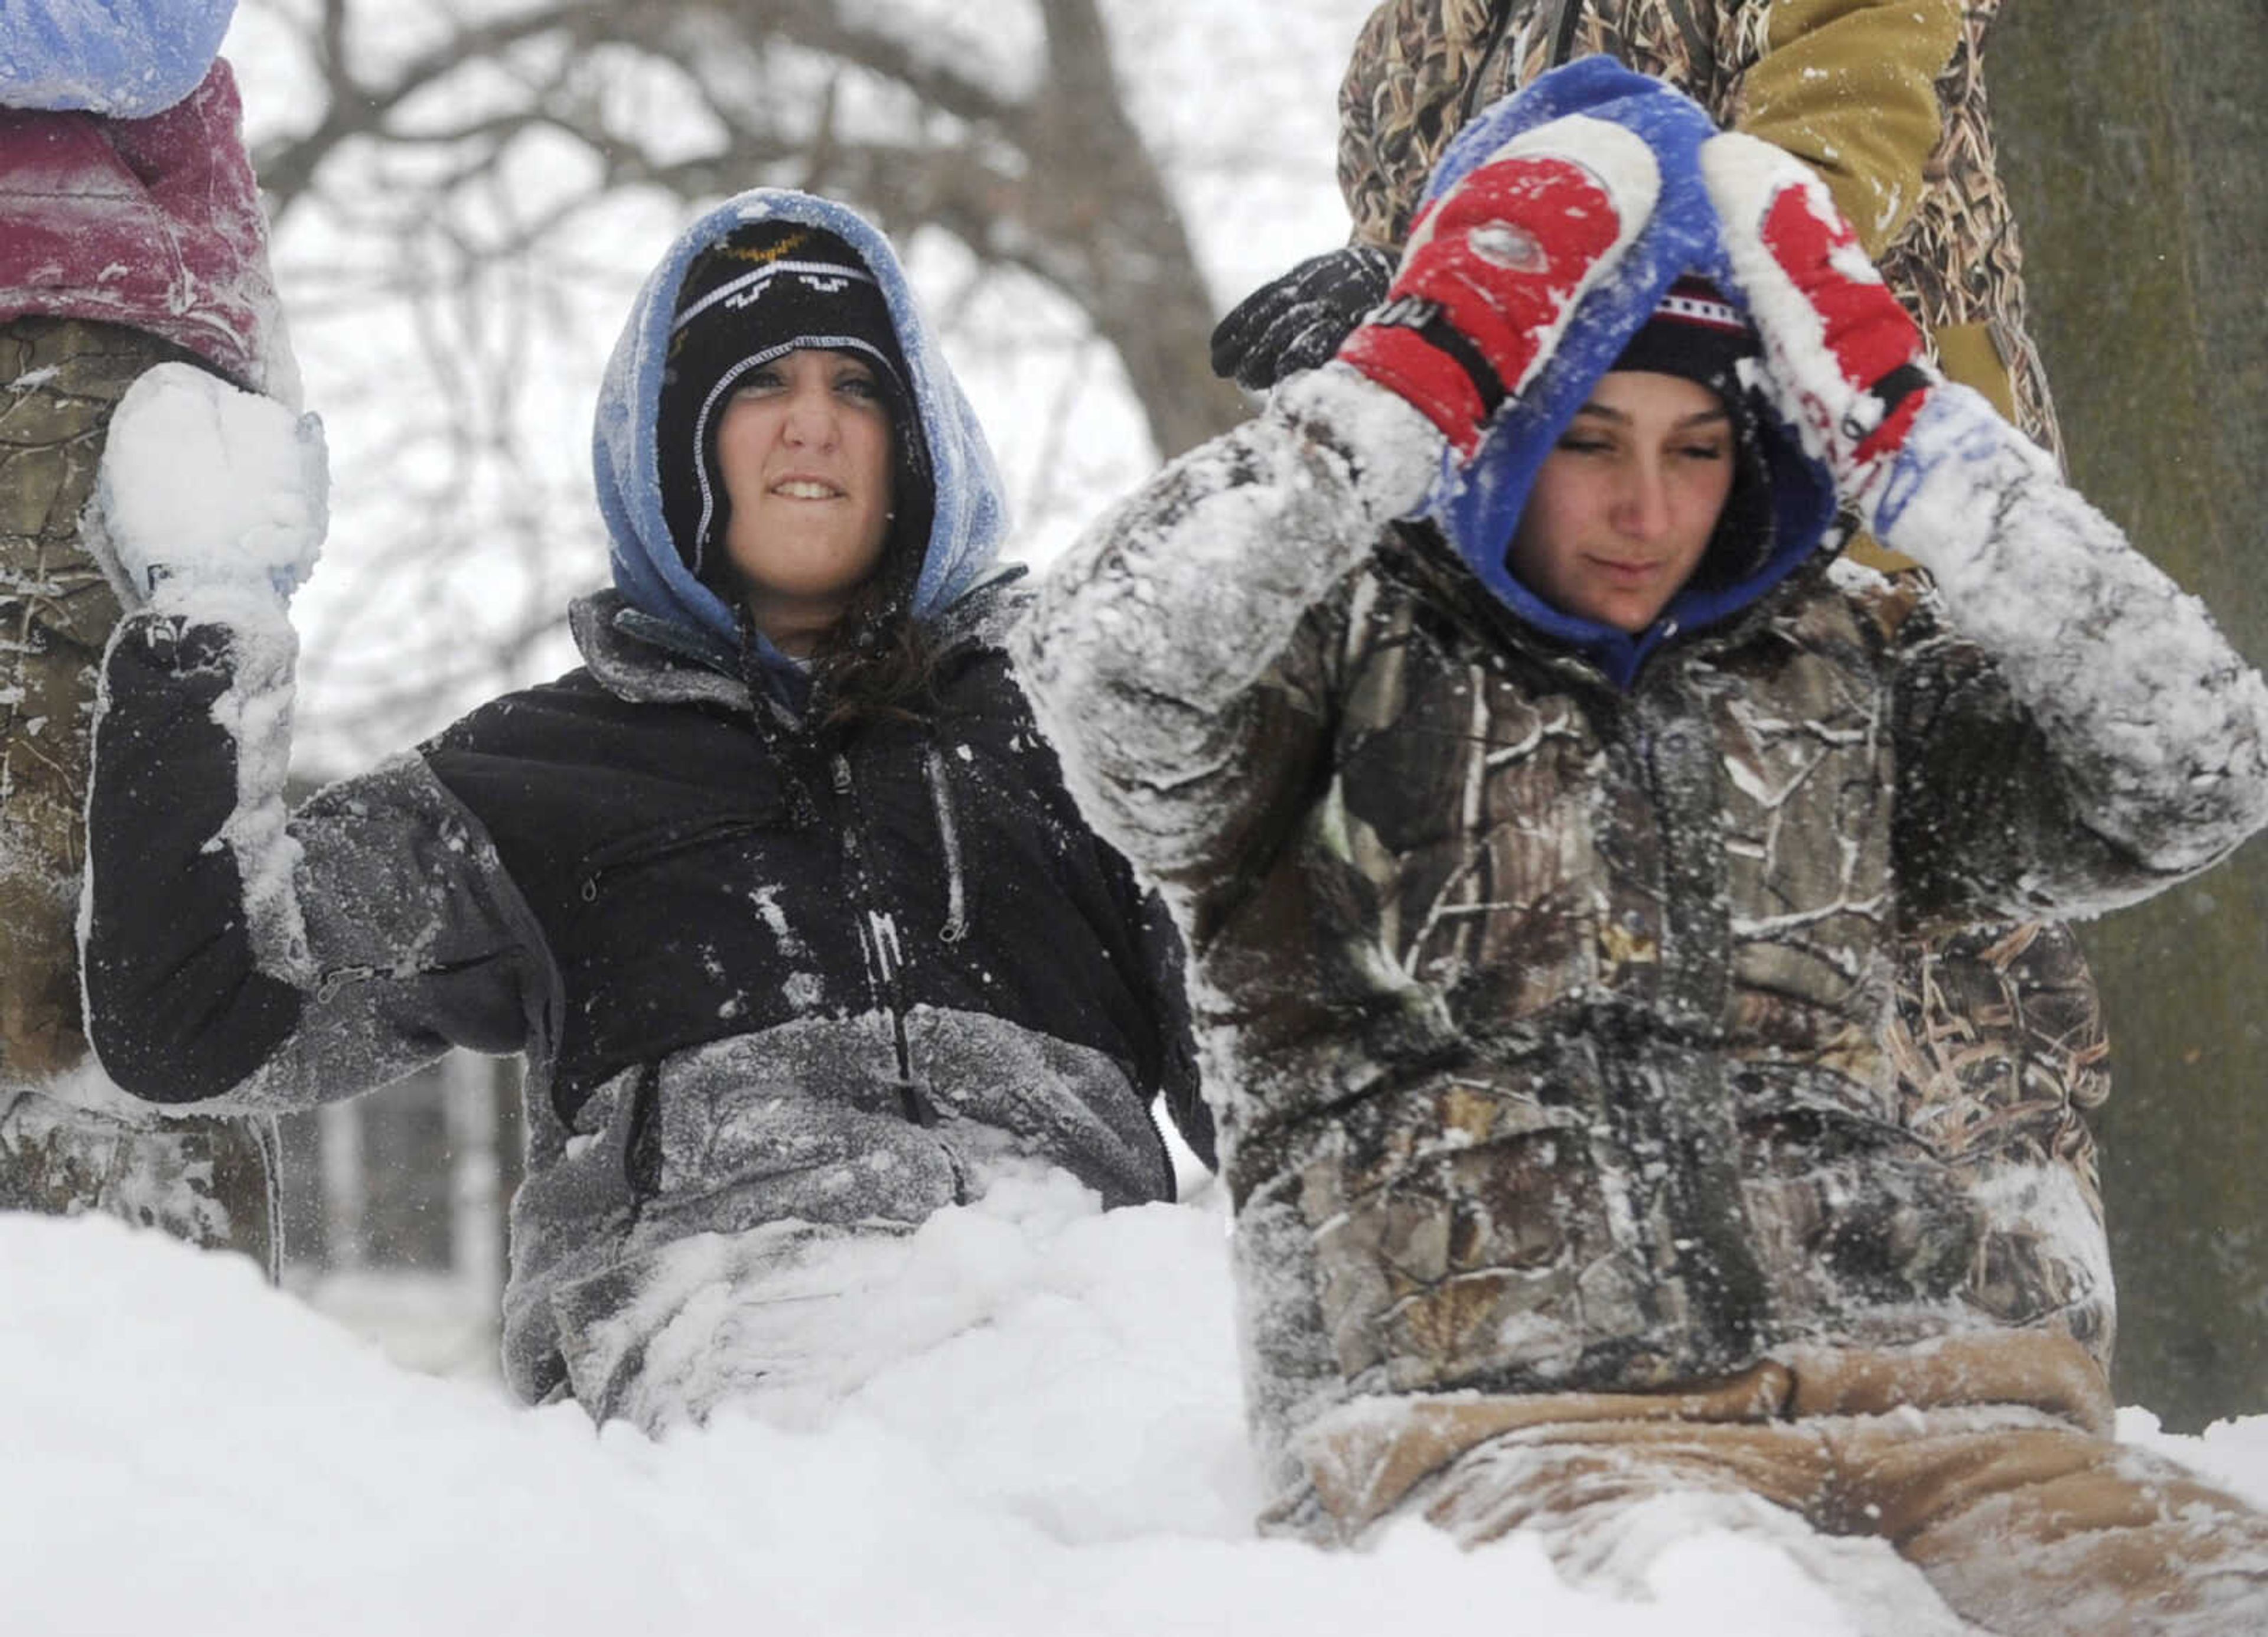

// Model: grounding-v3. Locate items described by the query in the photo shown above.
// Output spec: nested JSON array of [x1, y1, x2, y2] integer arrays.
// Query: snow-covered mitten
[[87, 362, 328, 616], [1700, 130, 1937, 500], [1337, 115, 1660, 456], [1210, 244, 1396, 393]]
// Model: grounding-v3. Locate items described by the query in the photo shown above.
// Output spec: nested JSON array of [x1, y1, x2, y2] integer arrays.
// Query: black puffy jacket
[[84, 581, 1201, 1415]]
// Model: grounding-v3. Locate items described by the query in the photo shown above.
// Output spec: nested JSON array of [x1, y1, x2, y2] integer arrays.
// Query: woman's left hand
[[1700, 130, 1938, 498]]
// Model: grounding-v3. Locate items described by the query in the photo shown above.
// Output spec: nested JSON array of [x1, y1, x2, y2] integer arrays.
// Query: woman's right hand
[[1335, 113, 1661, 457], [91, 361, 328, 610], [1700, 129, 1938, 501]]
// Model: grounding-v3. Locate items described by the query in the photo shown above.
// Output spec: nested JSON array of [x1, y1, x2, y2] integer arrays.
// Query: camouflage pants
[[0, 317, 276, 1276]]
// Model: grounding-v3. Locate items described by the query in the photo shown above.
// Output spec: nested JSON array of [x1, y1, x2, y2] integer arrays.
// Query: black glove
[[1208, 244, 1396, 392]]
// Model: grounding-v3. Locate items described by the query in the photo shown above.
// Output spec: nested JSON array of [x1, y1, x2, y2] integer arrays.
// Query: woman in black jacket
[[77, 189, 1201, 1431]]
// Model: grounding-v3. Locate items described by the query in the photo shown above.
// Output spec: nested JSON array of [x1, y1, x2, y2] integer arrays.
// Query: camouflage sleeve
[[1882, 388, 2268, 926], [1338, 0, 1501, 252], [1015, 367, 1441, 950], [1336, 1, 1397, 249], [1727, 0, 1964, 256]]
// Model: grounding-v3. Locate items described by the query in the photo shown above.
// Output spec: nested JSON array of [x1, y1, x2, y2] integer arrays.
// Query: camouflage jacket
[[1337, 0, 2061, 456], [1017, 366, 2268, 1507], [83, 585, 1189, 1419]]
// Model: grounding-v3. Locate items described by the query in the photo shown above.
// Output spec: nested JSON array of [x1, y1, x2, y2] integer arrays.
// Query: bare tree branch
[[253, 0, 1257, 749]]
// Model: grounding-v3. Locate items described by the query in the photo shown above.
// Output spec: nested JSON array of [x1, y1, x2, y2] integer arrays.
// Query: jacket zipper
[[923, 742, 970, 944], [576, 816, 774, 904], [833, 749, 941, 1129]]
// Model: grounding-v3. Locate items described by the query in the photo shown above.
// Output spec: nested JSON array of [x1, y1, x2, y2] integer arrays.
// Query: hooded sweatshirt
[[1019, 62, 2268, 1515], [81, 189, 1196, 1425]]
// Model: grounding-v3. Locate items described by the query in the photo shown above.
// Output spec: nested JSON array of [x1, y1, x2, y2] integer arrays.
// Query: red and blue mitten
[[1338, 115, 1660, 457], [1700, 130, 1937, 499]]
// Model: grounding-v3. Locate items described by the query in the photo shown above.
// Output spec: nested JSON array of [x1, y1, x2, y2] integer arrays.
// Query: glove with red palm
[[1699, 131, 1937, 501], [1337, 115, 1660, 458]]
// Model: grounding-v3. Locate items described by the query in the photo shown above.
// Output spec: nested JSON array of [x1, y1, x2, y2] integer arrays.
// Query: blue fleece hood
[[1418, 60, 1840, 688], [594, 190, 1009, 650]]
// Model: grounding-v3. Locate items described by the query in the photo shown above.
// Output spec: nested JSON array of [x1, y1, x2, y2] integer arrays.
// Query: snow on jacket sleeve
[[0, 0, 236, 117], [1015, 367, 1441, 947], [82, 604, 542, 1111], [1876, 385, 2268, 921]]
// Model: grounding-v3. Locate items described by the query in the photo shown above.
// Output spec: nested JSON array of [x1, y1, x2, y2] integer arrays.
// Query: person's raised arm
[[80, 364, 537, 1112], [1704, 131, 2268, 915], [1019, 114, 1659, 941]]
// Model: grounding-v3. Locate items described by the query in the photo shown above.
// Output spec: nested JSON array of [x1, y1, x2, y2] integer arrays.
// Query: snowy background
[[12, 3, 2268, 1632]]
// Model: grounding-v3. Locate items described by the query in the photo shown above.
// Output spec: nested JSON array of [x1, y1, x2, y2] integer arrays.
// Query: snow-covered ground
[[9, 1185, 2268, 1637]]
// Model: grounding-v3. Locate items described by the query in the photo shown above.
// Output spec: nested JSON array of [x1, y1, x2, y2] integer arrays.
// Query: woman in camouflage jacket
[[1216, 0, 2119, 1393], [1024, 66, 2268, 1631]]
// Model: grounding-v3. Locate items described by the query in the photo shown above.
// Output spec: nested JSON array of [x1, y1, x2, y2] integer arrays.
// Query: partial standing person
[[77, 190, 1200, 1430], [1019, 63, 2268, 1632], [1229, 0, 2055, 449], [0, 0, 290, 1272], [1213, 0, 2120, 1392]]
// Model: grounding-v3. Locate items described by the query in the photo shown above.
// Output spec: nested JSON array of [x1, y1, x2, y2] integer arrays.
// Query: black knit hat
[[657, 222, 932, 584], [1612, 276, 1758, 396], [1614, 276, 1775, 586]]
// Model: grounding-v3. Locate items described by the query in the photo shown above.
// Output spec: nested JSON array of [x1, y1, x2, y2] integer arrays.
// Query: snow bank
[[6, 1188, 2263, 1637]]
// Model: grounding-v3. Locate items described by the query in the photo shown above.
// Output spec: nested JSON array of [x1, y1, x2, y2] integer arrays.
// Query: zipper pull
[[832, 753, 853, 794], [898, 1073, 940, 1128]]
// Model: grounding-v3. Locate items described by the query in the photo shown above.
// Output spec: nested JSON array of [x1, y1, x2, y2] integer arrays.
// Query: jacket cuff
[[1274, 363, 1448, 524]]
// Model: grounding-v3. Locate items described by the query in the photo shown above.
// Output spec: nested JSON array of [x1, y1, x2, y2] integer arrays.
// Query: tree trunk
[[1025, 0, 1253, 456], [1993, 0, 2268, 1430]]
